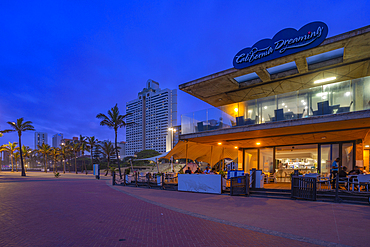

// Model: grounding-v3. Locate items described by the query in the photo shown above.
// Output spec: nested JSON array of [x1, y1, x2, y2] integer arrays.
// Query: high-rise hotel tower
[[125, 80, 177, 155]]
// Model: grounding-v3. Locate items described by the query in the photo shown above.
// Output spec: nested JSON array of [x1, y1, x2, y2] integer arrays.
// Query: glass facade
[[240, 142, 356, 183], [181, 76, 370, 134]]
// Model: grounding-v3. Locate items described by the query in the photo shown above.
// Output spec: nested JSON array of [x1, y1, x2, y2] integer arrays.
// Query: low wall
[[178, 174, 222, 194]]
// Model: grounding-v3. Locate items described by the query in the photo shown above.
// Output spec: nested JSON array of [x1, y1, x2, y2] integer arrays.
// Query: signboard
[[227, 170, 244, 179], [93, 164, 99, 176], [233, 21, 328, 69]]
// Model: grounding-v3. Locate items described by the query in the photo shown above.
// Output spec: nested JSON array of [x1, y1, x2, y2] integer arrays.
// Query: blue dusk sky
[[1, 0, 369, 148]]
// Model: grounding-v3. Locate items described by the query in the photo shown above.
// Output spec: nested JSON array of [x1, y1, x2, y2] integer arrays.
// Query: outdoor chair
[[274, 109, 285, 121], [348, 174, 370, 192], [317, 175, 331, 190], [337, 101, 353, 113], [336, 176, 349, 190], [236, 116, 244, 126]]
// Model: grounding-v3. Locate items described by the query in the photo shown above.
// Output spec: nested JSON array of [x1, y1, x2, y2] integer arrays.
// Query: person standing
[[331, 157, 340, 189]]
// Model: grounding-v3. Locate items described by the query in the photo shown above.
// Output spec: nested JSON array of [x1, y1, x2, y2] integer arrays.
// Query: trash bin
[[250, 169, 264, 188]]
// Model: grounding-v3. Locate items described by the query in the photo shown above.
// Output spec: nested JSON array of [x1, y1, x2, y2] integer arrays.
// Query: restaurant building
[[176, 22, 370, 181]]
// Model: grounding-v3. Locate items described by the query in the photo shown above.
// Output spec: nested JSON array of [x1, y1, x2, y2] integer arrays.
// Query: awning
[[163, 141, 238, 166], [136, 152, 170, 162]]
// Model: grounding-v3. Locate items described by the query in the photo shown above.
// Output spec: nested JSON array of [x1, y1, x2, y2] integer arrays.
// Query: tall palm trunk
[[18, 135, 26, 176], [63, 159, 66, 174], [90, 147, 94, 174], [11, 155, 14, 172], [44, 154, 47, 173], [105, 157, 110, 176], [114, 129, 122, 179], [74, 151, 78, 174]]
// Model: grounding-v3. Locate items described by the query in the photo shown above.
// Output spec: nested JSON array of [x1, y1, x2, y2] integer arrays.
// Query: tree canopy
[[136, 149, 161, 159]]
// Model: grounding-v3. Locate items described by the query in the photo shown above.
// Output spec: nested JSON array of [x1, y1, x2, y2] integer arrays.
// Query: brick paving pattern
[[0, 171, 364, 246]]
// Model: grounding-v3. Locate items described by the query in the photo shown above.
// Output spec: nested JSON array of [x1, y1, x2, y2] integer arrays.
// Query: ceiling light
[[218, 142, 222, 145], [321, 136, 327, 140], [234, 146, 238, 149], [256, 142, 261, 145], [301, 100, 304, 103], [365, 145, 370, 148], [264, 106, 267, 109], [234, 108, 238, 112], [314, 77, 336, 84], [285, 105, 287, 108], [345, 92, 351, 96], [282, 103, 285, 106]]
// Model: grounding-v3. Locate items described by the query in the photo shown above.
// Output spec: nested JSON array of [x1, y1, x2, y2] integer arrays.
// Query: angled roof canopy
[[179, 25, 370, 107]]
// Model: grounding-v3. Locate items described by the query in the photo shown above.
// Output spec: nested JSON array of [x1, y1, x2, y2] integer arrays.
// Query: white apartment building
[[34, 132, 48, 149], [52, 133, 63, 148], [126, 79, 177, 155]]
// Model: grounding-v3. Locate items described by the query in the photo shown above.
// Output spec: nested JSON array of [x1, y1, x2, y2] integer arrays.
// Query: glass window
[[320, 144, 339, 176], [260, 148, 274, 174], [277, 91, 298, 120], [322, 80, 352, 114], [275, 144, 318, 182], [244, 149, 258, 173], [257, 95, 275, 123], [342, 142, 354, 170]]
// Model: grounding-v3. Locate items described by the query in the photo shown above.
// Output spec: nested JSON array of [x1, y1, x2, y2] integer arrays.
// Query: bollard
[[135, 172, 138, 187], [334, 174, 342, 203], [161, 173, 165, 190]]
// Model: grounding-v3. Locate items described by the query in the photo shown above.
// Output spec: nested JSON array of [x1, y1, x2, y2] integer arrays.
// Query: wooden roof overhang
[[179, 25, 370, 107]]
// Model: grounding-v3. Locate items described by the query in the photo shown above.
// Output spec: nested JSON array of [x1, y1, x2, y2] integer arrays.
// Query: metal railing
[[291, 176, 317, 201], [230, 174, 249, 196]]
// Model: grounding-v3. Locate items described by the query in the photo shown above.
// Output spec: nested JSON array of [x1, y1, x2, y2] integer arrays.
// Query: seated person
[[348, 166, 362, 175], [339, 166, 348, 178], [209, 168, 218, 174], [185, 167, 192, 174], [338, 166, 348, 189], [194, 167, 202, 174], [203, 167, 211, 174]]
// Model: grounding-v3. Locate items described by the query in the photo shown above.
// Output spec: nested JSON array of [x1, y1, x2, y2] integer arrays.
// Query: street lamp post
[[168, 127, 176, 150]]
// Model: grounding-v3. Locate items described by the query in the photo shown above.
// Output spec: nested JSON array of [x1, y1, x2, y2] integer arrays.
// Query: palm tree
[[3, 142, 18, 172], [38, 143, 51, 173], [2, 118, 35, 176], [13, 152, 20, 172], [50, 148, 60, 173], [72, 142, 80, 174], [96, 104, 131, 179], [0, 144, 5, 169], [19, 145, 32, 172], [60, 144, 68, 174], [79, 135, 89, 174], [99, 141, 116, 176], [87, 136, 98, 173]]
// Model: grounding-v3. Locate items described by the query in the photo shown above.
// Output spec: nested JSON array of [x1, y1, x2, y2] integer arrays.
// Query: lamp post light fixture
[[168, 127, 176, 149]]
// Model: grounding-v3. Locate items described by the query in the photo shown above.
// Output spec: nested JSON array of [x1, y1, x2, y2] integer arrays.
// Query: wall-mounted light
[[234, 108, 238, 113], [314, 77, 336, 84]]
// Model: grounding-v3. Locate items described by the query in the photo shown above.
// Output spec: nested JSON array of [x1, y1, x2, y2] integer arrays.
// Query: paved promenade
[[0, 171, 369, 246]]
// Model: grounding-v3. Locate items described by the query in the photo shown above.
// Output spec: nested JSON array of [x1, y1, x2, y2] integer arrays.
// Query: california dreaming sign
[[233, 21, 328, 69]]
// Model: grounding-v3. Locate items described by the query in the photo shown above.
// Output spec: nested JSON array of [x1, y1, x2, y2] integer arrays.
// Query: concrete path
[[0, 171, 368, 246]]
